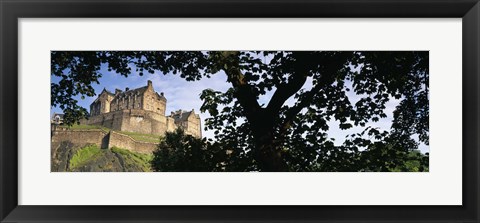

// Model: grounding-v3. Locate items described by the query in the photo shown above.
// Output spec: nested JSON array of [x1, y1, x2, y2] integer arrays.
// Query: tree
[[51, 51, 429, 171], [151, 128, 227, 172]]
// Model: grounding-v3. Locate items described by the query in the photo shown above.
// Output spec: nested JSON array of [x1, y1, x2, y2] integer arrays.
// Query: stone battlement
[[80, 109, 176, 136]]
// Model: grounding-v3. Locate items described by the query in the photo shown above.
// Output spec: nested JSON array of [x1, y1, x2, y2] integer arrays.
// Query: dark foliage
[[151, 128, 227, 172]]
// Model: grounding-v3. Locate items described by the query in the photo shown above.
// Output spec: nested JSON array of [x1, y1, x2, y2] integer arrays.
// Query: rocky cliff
[[51, 141, 152, 172]]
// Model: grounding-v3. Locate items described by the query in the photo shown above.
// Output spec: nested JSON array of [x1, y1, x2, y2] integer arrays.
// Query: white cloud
[[146, 71, 231, 139]]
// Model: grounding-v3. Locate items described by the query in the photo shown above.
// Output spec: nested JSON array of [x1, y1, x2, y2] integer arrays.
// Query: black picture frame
[[1, 0, 479, 222]]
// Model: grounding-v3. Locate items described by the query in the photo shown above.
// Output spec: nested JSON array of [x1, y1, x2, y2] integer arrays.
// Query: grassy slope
[[111, 147, 153, 171], [118, 131, 162, 143], [67, 124, 111, 132], [69, 145, 104, 170], [68, 145, 153, 172]]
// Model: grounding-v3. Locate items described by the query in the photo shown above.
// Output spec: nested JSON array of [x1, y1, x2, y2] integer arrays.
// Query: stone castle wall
[[142, 86, 167, 115], [82, 110, 123, 130], [51, 128, 158, 154], [81, 109, 177, 136], [108, 131, 158, 154], [51, 128, 108, 148], [184, 114, 202, 138]]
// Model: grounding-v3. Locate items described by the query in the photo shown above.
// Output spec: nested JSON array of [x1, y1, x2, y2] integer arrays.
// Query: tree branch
[[266, 52, 320, 118], [280, 83, 324, 133], [266, 72, 308, 114], [276, 52, 353, 134], [219, 51, 263, 124]]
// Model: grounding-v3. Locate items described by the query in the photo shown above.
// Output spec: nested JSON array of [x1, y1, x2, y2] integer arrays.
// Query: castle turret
[[147, 80, 153, 89], [90, 88, 114, 116]]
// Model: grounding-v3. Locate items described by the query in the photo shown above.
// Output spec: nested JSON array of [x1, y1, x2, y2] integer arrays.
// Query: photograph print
[[51, 51, 429, 172]]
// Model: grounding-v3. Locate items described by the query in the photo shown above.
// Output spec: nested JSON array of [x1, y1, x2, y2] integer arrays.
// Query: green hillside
[[54, 144, 154, 172]]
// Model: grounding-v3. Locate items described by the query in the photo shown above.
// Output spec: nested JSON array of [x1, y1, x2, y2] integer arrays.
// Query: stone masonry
[[51, 127, 158, 154], [81, 80, 202, 138]]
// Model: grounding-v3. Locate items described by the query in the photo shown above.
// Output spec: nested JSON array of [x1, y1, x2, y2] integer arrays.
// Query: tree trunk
[[252, 120, 288, 172], [218, 51, 289, 171], [254, 139, 288, 172]]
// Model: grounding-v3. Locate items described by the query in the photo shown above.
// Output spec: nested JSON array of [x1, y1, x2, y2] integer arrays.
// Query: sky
[[51, 63, 429, 154]]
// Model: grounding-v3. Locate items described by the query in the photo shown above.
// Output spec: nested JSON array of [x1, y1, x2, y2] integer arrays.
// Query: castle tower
[[141, 80, 167, 115], [170, 109, 202, 138], [90, 88, 115, 116]]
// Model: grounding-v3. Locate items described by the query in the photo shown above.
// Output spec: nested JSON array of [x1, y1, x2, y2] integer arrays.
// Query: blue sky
[[51, 63, 429, 154]]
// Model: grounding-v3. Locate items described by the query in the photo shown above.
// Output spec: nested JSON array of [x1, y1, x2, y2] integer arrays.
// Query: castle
[[80, 80, 202, 138]]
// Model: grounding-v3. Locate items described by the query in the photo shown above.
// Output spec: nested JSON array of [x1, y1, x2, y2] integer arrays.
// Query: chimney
[[147, 80, 153, 89], [115, 89, 122, 95]]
